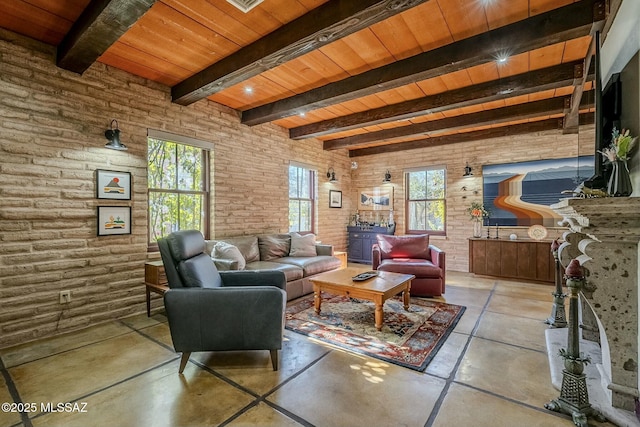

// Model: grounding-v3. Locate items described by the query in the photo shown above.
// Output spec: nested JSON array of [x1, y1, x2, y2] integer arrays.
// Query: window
[[288, 164, 316, 233], [147, 131, 210, 248], [405, 167, 446, 235]]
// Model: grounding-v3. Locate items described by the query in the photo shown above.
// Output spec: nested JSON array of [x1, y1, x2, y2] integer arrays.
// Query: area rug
[[285, 293, 466, 372]]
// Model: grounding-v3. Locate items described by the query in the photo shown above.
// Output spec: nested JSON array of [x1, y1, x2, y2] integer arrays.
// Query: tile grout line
[[423, 280, 498, 427], [0, 355, 34, 427]]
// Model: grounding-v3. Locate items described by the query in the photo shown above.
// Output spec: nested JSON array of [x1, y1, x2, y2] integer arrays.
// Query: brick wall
[[0, 30, 352, 348]]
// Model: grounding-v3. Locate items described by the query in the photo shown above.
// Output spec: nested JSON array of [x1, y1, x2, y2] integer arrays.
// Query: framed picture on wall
[[357, 187, 393, 211], [329, 190, 342, 208], [96, 169, 131, 200], [97, 206, 131, 236]]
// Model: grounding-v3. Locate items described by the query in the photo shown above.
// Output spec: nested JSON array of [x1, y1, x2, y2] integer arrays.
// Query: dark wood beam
[[171, 0, 430, 105], [242, 0, 604, 126], [325, 91, 594, 150], [56, 0, 156, 74], [563, 1, 606, 133], [349, 113, 595, 157], [292, 61, 587, 139]]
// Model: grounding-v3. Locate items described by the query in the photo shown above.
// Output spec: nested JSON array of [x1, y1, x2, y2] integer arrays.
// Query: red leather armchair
[[372, 234, 445, 297]]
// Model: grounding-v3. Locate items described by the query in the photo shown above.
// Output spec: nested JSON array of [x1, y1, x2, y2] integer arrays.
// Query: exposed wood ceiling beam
[[56, 0, 156, 74], [291, 61, 587, 139], [171, 0, 430, 105], [324, 91, 594, 150], [242, 0, 604, 126], [563, 1, 605, 133], [349, 113, 594, 157]]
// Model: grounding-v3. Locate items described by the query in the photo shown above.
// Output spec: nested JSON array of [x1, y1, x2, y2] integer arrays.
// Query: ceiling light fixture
[[244, 86, 253, 94], [299, 112, 306, 117], [104, 119, 127, 151]]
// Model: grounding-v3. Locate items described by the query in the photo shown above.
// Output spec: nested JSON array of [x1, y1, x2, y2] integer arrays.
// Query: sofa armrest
[[372, 243, 382, 269], [164, 286, 286, 353], [315, 244, 334, 256], [219, 270, 286, 290]]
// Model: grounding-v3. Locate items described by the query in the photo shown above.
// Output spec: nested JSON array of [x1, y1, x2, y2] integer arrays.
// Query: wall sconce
[[382, 170, 392, 183], [463, 162, 473, 177], [104, 119, 128, 151], [326, 167, 338, 183]]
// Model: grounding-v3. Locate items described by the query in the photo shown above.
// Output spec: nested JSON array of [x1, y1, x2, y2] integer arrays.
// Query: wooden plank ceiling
[[1, 0, 610, 157]]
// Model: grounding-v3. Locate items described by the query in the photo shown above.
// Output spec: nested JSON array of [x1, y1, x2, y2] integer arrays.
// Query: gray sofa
[[205, 233, 342, 301]]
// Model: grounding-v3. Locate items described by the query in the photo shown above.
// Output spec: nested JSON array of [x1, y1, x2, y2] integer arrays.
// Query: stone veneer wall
[[349, 125, 595, 272], [0, 30, 352, 348]]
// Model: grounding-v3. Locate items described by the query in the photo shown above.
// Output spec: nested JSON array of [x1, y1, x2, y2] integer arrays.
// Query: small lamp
[[326, 167, 337, 183], [382, 170, 392, 183], [104, 119, 128, 151], [463, 162, 473, 177]]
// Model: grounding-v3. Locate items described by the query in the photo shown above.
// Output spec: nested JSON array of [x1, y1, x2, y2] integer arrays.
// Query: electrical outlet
[[59, 290, 71, 304]]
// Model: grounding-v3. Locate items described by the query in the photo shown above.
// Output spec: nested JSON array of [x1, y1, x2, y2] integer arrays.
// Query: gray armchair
[[158, 230, 287, 373]]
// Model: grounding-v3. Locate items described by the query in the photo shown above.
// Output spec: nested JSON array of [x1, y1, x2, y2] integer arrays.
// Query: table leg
[[314, 285, 322, 314], [375, 302, 384, 331], [146, 286, 151, 317], [403, 281, 411, 311]]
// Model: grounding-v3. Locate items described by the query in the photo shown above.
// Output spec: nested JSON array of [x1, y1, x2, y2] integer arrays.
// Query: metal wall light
[[382, 170, 392, 183], [463, 162, 473, 177], [326, 167, 338, 183], [104, 119, 128, 151]]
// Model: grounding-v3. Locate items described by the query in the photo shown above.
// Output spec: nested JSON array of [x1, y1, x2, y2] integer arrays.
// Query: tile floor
[[0, 271, 616, 427]]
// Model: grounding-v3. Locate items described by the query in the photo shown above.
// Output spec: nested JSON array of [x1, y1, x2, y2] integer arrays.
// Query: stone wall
[[0, 30, 351, 348]]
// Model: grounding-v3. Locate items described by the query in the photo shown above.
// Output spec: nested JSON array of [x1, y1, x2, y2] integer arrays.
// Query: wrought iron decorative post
[[546, 239, 567, 328], [545, 259, 604, 426]]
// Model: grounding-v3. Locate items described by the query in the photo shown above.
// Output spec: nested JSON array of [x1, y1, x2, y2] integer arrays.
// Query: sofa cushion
[[245, 260, 303, 282], [289, 233, 317, 257], [378, 258, 441, 278], [212, 241, 246, 270], [274, 256, 341, 277], [258, 234, 291, 261], [376, 234, 431, 260], [208, 236, 260, 263]]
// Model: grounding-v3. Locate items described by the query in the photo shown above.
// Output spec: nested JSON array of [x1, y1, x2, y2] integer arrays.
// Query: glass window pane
[[148, 192, 178, 243], [300, 200, 311, 232], [177, 144, 203, 191], [289, 200, 300, 232], [178, 193, 204, 233], [289, 166, 299, 198], [299, 170, 310, 199], [408, 201, 426, 230], [408, 171, 427, 200], [427, 169, 445, 199], [425, 200, 445, 231], [148, 139, 177, 189]]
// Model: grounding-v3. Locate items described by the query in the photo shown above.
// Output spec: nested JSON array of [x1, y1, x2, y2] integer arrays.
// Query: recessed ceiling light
[[299, 112, 306, 117], [244, 86, 253, 94], [496, 55, 508, 64]]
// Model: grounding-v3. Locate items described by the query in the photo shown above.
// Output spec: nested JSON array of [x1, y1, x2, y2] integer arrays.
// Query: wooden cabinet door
[[517, 242, 536, 280], [500, 241, 518, 278], [470, 240, 487, 275], [536, 242, 554, 282], [485, 241, 501, 276], [348, 233, 363, 261]]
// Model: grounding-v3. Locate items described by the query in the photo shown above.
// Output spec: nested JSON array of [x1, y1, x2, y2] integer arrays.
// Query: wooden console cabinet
[[469, 238, 554, 283]]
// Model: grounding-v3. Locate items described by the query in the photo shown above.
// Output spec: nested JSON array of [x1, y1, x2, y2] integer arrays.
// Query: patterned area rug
[[285, 293, 466, 372]]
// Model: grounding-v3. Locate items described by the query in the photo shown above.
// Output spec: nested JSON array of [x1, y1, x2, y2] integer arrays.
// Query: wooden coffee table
[[309, 268, 415, 331]]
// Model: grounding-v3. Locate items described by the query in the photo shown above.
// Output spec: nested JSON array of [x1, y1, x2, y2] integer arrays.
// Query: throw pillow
[[289, 233, 317, 257], [376, 234, 431, 260], [212, 241, 246, 270], [258, 234, 291, 261]]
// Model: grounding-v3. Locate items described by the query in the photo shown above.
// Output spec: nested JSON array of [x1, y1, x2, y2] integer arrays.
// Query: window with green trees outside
[[147, 137, 210, 247], [405, 167, 446, 235], [289, 164, 315, 233]]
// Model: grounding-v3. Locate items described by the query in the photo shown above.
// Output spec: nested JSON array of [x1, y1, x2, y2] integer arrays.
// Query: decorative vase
[[472, 219, 482, 238], [607, 159, 632, 197]]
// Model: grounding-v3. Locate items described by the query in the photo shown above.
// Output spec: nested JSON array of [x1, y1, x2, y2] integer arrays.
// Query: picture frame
[[329, 190, 342, 208], [97, 206, 131, 236], [357, 187, 393, 211], [96, 169, 131, 200]]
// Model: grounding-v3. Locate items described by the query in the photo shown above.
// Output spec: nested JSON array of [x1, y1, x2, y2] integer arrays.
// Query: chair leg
[[178, 352, 191, 373], [269, 349, 278, 371]]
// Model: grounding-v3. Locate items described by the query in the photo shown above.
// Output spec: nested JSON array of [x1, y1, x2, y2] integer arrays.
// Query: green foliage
[[407, 169, 445, 232], [148, 138, 206, 243]]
